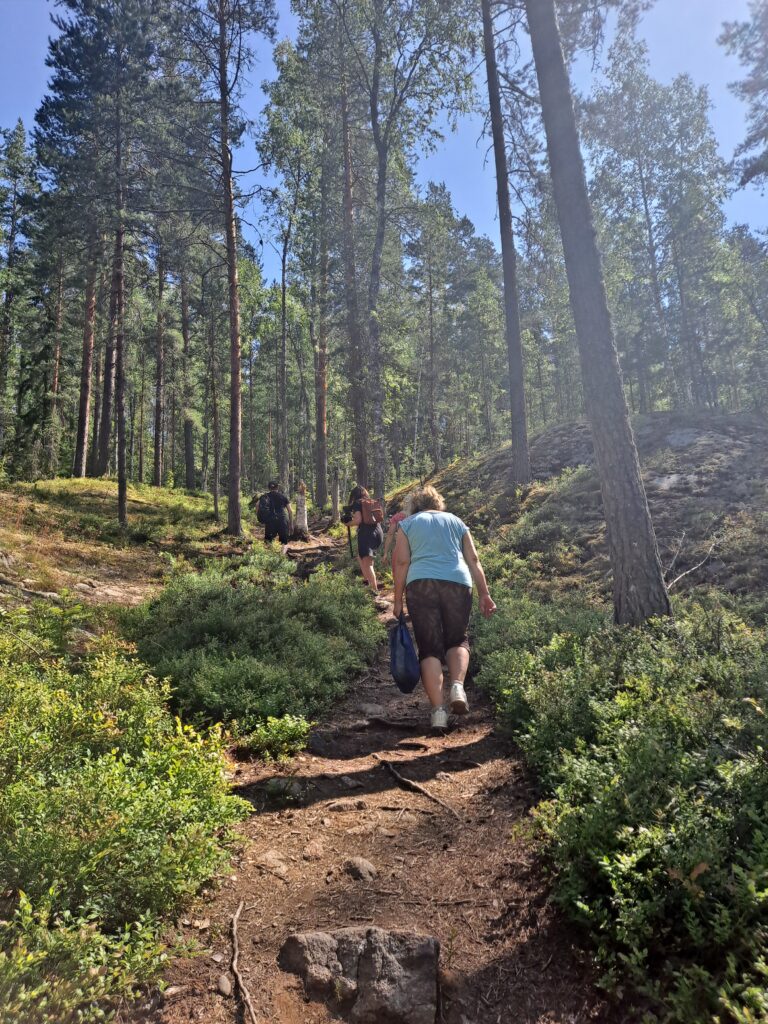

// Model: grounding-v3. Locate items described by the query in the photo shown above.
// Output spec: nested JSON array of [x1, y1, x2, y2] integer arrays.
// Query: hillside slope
[[393, 411, 768, 603]]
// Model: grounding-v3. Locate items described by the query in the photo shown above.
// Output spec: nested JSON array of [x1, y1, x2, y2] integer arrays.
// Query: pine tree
[[525, 0, 670, 625]]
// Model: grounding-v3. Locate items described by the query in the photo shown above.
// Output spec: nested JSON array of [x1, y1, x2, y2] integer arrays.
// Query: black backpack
[[256, 493, 273, 524]]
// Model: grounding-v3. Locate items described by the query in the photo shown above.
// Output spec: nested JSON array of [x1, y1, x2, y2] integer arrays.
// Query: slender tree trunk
[[181, 272, 195, 490], [331, 463, 340, 524], [482, 0, 531, 484], [137, 345, 146, 483], [210, 319, 221, 524], [525, 0, 670, 625], [339, 61, 368, 487], [314, 152, 330, 508], [47, 259, 64, 476], [153, 247, 164, 486], [217, 0, 242, 535], [279, 232, 290, 487], [73, 245, 99, 477], [96, 240, 119, 476], [114, 97, 128, 526], [426, 259, 440, 471], [368, 134, 388, 498], [0, 188, 19, 454], [248, 342, 256, 495], [88, 334, 102, 476]]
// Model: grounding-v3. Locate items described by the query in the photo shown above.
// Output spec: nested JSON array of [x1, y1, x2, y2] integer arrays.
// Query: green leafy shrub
[[0, 605, 247, 1023], [234, 714, 311, 761], [475, 595, 768, 1022], [127, 547, 384, 725]]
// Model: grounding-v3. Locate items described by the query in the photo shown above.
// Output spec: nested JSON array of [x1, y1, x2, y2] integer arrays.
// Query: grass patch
[[126, 546, 384, 727], [0, 601, 247, 1023]]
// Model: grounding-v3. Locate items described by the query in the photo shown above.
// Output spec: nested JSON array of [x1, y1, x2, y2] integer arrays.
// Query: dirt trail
[[135, 543, 614, 1024]]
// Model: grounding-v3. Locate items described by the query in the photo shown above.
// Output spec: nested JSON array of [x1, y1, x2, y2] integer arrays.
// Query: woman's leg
[[445, 645, 469, 683], [358, 555, 378, 591], [419, 656, 444, 708]]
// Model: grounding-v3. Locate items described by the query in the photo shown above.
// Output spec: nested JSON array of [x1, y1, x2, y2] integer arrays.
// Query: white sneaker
[[449, 682, 469, 715], [430, 706, 449, 732]]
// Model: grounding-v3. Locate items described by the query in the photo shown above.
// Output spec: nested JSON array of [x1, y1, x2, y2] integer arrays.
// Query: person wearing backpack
[[253, 481, 292, 546], [345, 485, 384, 594]]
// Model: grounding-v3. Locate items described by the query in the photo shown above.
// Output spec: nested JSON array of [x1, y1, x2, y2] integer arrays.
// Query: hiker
[[343, 485, 384, 593], [391, 485, 496, 732], [382, 507, 408, 565], [254, 481, 292, 546], [294, 480, 309, 542]]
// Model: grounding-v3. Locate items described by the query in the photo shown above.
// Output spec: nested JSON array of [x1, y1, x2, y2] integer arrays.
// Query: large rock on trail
[[278, 926, 440, 1024]]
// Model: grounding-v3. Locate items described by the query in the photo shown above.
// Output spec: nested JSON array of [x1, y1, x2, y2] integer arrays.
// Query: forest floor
[[127, 545, 614, 1024]]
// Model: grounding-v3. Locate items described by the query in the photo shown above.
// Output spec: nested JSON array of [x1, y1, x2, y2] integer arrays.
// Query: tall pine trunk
[[218, 0, 242, 535], [313, 162, 329, 508], [113, 92, 127, 526], [47, 258, 64, 476], [481, 0, 531, 484], [73, 244, 99, 477], [88, 329, 102, 476], [153, 248, 164, 486], [339, 62, 368, 487], [278, 231, 290, 488], [181, 273, 195, 490], [137, 344, 146, 483], [368, 137, 388, 500], [96, 244, 119, 476], [525, 0, 670, 625]]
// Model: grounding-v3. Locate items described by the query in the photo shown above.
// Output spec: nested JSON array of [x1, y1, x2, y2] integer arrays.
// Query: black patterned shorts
[[405, 578, 472, 662]]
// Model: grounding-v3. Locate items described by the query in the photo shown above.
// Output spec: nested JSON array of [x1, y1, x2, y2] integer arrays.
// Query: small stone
[[192, 917, 210, 930], [266, 777, 303, 801], [380, 828, 397, 838], [256, 849, 289, 879], [321, 817, 332, 827], [344, 857, 377, 882], [339, 775, 364, 790], [327, 798, 367, 812], [217, 974, 232, 997], [435, 772, 452, 782], [303, 840, 324, 861], [211, 952, 224, 964], [359, 702, 385, 718]]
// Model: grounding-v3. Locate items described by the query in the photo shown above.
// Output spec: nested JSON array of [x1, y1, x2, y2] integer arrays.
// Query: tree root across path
[[136, 553, 617, 1024], [372, 753, 463, 821]]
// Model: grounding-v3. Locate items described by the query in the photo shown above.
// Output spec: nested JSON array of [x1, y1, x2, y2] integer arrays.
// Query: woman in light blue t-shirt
[[392, 485, 496, 732]]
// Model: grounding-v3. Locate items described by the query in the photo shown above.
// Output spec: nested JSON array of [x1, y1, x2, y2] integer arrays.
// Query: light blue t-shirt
[[400, 511, 472, 588]]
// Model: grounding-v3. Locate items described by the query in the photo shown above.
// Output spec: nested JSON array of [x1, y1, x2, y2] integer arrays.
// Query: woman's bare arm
[[392, 529, 411, 616], [462, 531, 496, 618], [382, 518, 398, 561]]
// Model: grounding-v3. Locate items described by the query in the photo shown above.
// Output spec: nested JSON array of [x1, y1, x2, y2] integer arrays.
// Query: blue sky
[[0, 0, 764, 283]]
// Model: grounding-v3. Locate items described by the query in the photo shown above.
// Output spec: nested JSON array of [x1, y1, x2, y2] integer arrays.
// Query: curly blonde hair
[[405, 485, 446, 514]]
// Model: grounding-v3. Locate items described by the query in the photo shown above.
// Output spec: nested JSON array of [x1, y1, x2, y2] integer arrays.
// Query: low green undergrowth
[[473, 564, 768, 1022], [233, 714, 312, 761], [127, 546, 384, 727], [0, 602, 247, 1023]]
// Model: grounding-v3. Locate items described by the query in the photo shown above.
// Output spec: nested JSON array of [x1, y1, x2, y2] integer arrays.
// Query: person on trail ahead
[[294, 480, 309, 542], [254, 481, 292, 546], [345, 485, 384, 594], [392, 485, 496, 733]]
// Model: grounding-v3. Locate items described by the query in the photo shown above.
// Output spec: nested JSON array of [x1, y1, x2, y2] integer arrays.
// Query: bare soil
[[131, 581, 615, 1024]]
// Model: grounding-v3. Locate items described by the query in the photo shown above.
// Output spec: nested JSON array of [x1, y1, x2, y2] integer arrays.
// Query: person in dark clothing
[[347, 485, 384, 593], [253, 481, 293, 545]]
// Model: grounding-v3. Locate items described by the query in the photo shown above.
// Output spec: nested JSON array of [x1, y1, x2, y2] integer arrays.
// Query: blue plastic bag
[[389, 613, 421, 693]]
